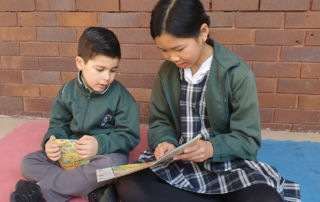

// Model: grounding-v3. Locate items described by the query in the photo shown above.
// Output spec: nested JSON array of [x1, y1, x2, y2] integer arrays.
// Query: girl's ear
[[199, 23, 210, 43], [75, 56, 85, 71]]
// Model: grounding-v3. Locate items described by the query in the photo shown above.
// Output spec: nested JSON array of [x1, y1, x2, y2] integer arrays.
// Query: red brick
[[6, 110, 45, 117], [140, 45, 163, 60], [313, 0, 320, 10], [298, 95, 320, 110], [292, 124, 320, 132], [21, 42, 59, 57], [39, 57, 76, 72], [233, 46, 280, 61], [57, 12, 97, 27], [252, 62, 300, 78], [1, 56, 38, 70], [212, 0, 259, 11], [260, 108, 274, 122], [121, 44, 140, 59], [0, 70, 22, 83], [36, 0, 75, 11], [258, 93, 297, 108], [255, 78, 277, 93], [40, 85, 61, 98], [285, 12, 320, 28], [210, 28, 255, 45], [0, 42, 20, 56], [127, 88, 151, 102], [77, 0, 119, 11], [0, 97, 23, 110], [306, 30, 320, 45], [23, 71, 61, 84], [0, 84, 39, 97], [274, 109, 320, 124], [256, 30, 305, 45], [18, 12, 56, 26], [0, 13, 17, 26], [281, 47, 320, 62], [99, 13, 140, 27], [61, 72, 77, 83], [59, 43, 78, 57], [142, 74, 156, 89], [0, 0, 35, 11], [200, 0, 211, 11], [116, 74, 143, 88], [260, 0, 309, 11], [119, 59, 163, 74], [140, 102, 150, 117], [0, 27, 36, 42], [120, 0, 157, 11], [278, 79, 320, 94], [140, 13, 151, 28], [37, 27, 77, 42], [24, 98, 54, 112], [208, 12, 233, 28], [236, 12, 283, 28], [301, 63, 320, 79], [118, 29, 154, 44], [261, 123, 292, 131]]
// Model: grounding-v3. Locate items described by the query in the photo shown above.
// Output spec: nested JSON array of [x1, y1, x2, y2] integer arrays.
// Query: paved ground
[[1, 116, 319, 142]]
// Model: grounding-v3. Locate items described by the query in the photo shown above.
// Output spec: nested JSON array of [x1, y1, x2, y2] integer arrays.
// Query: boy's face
[[76, 55, 119, 92]]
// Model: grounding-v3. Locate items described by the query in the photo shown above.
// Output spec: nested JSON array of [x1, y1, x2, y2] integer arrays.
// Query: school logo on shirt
[[101, 114, 113, 127]]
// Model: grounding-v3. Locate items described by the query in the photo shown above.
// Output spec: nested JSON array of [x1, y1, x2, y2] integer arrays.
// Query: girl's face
[[76, 55, 119, 92], [154, 24, 211, 74]]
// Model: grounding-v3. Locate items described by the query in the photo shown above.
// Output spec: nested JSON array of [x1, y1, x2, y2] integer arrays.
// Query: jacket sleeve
[[148, 74, 180, 150], [209, 70, 261, 162], [41, 85, 73, 151], [93, 90, 140, 155]]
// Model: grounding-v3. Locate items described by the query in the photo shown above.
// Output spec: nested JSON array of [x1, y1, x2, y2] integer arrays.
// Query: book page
[[96, 134, 202, 182]]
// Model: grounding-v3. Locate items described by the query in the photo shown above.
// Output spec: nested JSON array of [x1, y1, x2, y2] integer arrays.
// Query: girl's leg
[[221, 184, 283, 202], [115, 169, 223, 202], [21, 151, 127, 202]]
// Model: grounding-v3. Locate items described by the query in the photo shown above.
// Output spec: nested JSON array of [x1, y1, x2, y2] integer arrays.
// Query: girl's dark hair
[[78, 27, 121, 63], [150, 0, 210, 39]]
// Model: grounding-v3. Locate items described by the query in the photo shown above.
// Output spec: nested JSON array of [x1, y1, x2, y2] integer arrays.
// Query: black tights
[[115, 169, 283, 202]]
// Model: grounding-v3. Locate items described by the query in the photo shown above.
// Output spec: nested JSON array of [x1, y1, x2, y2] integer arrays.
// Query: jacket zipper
[[81, 94, 91, 131]]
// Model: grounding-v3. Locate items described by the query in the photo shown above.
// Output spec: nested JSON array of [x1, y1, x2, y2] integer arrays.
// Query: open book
[[96, 134, 202, 182]]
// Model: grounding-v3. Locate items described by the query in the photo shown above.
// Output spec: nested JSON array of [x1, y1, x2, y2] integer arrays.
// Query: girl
[[116, 0, 300, 201]]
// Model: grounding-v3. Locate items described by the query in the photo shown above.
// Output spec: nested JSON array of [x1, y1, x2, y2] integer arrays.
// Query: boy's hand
[[173, 140, 214, 162], [75, 135, 98, 159], [45, 135, 61, 162], [154, 142, 176, 160]]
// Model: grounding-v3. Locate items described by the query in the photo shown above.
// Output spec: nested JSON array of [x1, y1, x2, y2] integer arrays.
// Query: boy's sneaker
[[10, 180, 42, 202], [88, 184, 117, 202]]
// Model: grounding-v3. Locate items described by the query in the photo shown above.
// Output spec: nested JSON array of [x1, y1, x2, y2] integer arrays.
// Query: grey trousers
[[20, 150, 127, 202]]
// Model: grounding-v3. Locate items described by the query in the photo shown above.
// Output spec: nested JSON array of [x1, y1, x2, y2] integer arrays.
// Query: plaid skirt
[[139, 151, 301, 202]]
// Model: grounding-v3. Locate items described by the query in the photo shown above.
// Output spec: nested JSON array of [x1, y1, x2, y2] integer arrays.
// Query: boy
[[10, 27, 140, 202]]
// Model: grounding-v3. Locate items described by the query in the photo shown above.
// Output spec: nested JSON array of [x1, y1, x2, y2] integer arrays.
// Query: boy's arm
[[41, 85, 72, 151], [93, 89, 140, 155]]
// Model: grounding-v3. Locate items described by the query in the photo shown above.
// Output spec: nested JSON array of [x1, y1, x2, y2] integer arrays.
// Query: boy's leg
[[21, 151, 127, 202]]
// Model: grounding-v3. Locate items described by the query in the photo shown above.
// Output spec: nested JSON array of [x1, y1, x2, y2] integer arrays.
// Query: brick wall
[[0, 0, 319, 132]]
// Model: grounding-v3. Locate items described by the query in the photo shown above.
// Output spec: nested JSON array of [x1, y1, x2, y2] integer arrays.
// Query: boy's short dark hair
[[78, 27, 121, 63]]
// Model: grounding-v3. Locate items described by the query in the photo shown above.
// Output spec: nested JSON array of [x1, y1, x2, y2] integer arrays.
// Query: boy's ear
[[199, 23, 209, 43], [75, 56, 85, 71]]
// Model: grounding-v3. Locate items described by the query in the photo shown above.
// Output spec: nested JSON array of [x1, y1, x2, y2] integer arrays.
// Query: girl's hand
[[154, 142, 176, 160], [173, 140, 214, 162], [45, 135, 61, 162], [75, 135, 98, 159]]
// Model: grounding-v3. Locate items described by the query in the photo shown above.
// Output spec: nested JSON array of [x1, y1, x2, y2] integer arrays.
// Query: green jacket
[[41, 74, 140, 155], [148, 39, 261, 162]]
